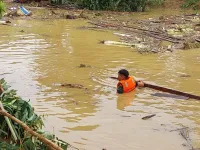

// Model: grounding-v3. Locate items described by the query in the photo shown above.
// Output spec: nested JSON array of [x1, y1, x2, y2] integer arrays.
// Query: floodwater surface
[[0, 17, 200, 150]]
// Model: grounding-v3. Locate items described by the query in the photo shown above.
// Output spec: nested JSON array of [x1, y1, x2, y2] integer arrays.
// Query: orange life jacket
[[117, 76, 137, 93]]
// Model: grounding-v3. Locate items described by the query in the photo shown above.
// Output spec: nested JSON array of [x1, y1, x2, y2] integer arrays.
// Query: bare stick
[[142, 114, 156, 120], [170, 127, 189, 132]]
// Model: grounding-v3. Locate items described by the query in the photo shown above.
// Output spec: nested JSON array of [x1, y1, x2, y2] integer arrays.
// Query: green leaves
[[0, 1, 6, 19], [182, 0, 200, 9], [68, 0, 164, 11], [0, 142, 19, 150], [0, 79, 70, 149]]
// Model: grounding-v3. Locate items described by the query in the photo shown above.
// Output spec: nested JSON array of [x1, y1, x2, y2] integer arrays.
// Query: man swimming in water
[[117, 69, 144, 94]]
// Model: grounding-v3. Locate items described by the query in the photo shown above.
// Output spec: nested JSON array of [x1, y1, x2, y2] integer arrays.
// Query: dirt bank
[[2, 0, 196, 21]]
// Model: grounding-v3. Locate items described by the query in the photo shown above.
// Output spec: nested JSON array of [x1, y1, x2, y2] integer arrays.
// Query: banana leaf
[[0, 78, 73, 150]]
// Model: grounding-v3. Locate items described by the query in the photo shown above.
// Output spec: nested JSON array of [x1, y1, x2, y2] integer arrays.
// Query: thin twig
[[170, 127, 189, 132]]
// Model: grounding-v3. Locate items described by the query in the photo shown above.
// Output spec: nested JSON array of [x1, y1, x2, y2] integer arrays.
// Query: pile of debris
[[4, 6, 32, 17], [86, 13, 200, 53]]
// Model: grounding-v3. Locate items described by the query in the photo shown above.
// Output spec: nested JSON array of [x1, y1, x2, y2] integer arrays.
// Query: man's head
[[118, 69, 129, 81]]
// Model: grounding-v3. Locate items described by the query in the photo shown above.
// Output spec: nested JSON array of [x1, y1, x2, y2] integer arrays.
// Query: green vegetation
[[148, 0, 165, 6], [0, 0, 6, 19], [0, 79, 70, 150], [78, 0, 147, 11], [80, 0, 164, 11], [53, 0, 164, 11], [182, 0, 200, 9]]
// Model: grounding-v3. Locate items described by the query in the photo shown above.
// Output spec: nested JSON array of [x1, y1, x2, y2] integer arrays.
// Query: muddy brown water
[[0, 16, 200, 150]]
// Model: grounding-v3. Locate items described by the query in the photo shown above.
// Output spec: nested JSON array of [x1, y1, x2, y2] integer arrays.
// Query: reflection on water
[[117, 91, 136, 110], [0, 19, 200, 149]]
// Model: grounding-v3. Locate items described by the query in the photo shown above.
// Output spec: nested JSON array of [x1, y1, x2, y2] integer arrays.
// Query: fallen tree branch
[[0, 110, 63, 150], [144, 32, 181, 43], [89, 21, 163, 34]]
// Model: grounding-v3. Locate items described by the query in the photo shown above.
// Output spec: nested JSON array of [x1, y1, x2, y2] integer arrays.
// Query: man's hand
[[137, 81, 144, 87]]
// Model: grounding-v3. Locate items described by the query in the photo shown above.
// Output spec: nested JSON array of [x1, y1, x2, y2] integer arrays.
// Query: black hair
[[118, 69, 129, 78]]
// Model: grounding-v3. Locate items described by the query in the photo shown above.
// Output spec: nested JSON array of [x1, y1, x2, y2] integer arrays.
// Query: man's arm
[[117, 84, 123, 94]]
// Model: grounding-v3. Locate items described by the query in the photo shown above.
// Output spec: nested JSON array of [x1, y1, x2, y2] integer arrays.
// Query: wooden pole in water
[[110, 77, 200, 101], [144, 83, 200, 100]]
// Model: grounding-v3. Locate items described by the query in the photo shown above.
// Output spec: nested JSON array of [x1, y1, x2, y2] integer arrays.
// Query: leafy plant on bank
[[182, 0, 200, 9], [0, 79, 71, 150], [0, 0, 6, 19], [148, 0, 165, 6], [61, 0, 165, 11]]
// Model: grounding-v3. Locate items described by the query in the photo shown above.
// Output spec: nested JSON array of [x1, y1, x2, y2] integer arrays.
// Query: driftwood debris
[[0, 21, 11, 25], [90, 21, 182, 44], [78, 64, 91, 68], [66, 14, 77, 19], [142, 114, 156, 120], [84, 14, 200, 53], [61, 83, 88, 90]]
